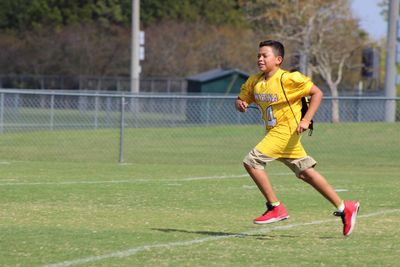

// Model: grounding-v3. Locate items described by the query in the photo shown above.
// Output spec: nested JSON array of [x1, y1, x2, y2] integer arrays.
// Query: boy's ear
[[276, 56, 283, 65]]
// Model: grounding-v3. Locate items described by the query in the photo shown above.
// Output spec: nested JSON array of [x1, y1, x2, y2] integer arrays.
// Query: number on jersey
[[266, 106, 277, 127]]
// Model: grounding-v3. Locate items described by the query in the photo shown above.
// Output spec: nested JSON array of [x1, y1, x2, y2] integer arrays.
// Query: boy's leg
[[243, 163, 278, 203], [299, 167, 360, 236], [299, 167, 342, 208], [243, 149, 289, 224], [244, 162, 289, 224], [280, 157, 342, 208]]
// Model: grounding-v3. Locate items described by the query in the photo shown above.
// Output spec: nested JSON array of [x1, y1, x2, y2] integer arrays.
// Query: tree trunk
[[330, 84, 340, 123]]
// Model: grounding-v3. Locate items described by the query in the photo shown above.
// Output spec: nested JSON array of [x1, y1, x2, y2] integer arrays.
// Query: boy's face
[[257, 46, 283, 73]]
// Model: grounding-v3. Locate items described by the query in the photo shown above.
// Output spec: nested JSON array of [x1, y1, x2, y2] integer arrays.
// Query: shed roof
[[187, 68, 249, 82]]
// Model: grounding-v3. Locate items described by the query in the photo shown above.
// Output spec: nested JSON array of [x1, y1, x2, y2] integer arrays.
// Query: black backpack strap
[[301, 97, 313, 136]]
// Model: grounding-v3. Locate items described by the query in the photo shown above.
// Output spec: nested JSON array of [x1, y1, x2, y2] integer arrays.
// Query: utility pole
[[131, 0, 140, 93], [384, 0, 399, 122]]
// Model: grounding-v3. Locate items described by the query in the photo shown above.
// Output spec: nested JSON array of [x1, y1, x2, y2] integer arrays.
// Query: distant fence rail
[[0, 74, 187, 93], [0, 89, 398, 163]]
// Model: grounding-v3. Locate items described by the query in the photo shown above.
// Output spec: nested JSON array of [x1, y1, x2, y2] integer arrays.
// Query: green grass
[[0, 123, 399, 266]]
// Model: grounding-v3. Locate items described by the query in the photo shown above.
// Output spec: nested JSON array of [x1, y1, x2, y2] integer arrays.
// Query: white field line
[[42, 209, 400, 267], [0, 173, 298, 186], [0, 179, 144, 186]]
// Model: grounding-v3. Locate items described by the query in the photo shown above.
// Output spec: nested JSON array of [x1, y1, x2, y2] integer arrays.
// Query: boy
[[235, 40, 359, 236]]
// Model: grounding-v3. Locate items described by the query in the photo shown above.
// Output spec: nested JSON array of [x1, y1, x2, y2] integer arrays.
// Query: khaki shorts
[[243, 148, 317, 178]]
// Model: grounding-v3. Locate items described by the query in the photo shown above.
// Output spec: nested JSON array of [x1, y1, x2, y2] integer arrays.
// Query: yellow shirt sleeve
[[281, 71, 314, 100], [238, 73, 263, 104]]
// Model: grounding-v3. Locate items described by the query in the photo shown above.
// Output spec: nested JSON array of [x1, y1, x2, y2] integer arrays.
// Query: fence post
[[206, 98, 210, 125], [50, 94, 55, 130], [119, 96, 126, 163], [105, 97, 112, 127], [0, 93, 4, 133], [94, 95, 99, 129]]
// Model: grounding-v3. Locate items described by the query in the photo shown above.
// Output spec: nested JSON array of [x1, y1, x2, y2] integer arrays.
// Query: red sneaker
[[334, 201, 360, 236], [254, 203, 289, 224]]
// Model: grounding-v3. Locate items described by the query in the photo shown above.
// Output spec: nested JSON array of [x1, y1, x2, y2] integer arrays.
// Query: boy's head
[[259, 40, 285, 59], [257, 40, 285, 73]]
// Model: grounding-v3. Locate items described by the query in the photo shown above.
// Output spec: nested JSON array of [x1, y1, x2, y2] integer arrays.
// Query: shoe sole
[[345, 202, 360, 236], [254, 215, 289, 225]]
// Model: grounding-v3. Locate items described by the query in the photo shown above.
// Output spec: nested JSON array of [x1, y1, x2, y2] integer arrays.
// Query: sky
[[351, 0, 387, 40]]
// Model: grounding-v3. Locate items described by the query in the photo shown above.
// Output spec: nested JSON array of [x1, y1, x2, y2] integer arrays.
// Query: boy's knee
[[243, 162, 257, 173], [297, 172, 306, 180], [243, 149, 272, 170], [243, 162, 250, 169], [290, 156, 317, 178], [296, 170, 308, 181], [297, 167, 314, 180]]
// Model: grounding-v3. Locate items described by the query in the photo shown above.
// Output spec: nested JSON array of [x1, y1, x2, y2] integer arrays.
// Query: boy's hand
[[235, 99, 248, 112], [297, 119, 310, 134]]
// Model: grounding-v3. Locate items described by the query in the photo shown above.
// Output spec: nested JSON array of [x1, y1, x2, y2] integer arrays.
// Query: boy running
[[235, 40, 359, 236]]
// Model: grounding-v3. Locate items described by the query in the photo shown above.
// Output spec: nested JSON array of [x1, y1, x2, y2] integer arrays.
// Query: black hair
[[259, 40, 285, 59]]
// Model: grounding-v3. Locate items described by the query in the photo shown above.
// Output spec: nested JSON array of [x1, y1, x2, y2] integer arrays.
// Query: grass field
[[0, 123, 399, 266]]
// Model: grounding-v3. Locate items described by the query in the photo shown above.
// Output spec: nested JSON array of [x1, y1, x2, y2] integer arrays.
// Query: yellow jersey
[[238, 68, 314, 158]]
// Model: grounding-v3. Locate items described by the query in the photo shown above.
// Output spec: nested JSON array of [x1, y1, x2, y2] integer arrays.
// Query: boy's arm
[[297, 85, 323, 134], [235, 75, 256, 112], [235, 97, 249, 112]]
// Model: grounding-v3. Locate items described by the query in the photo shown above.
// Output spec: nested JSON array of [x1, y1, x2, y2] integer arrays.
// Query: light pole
[[131, 0, 140, 93], [384, 0, 399, 122]]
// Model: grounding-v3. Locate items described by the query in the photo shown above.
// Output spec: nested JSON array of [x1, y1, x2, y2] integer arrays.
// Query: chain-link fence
[[0, 89, 399, 166], [0, 74, 187, 93]]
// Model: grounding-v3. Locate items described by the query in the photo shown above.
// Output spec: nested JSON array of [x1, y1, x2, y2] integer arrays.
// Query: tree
[[0, 0, 246, 31], [241, 0, 366, 122], [142, 20, 256, 77], [378, 0, 390, 21], [0, 24, 130, 77], [141, 0, 246, 26], [0, 0, 253, 80], [309, 1, 364, 122], [0, 0, 130, 31]]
